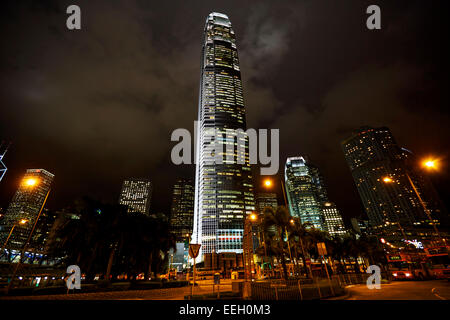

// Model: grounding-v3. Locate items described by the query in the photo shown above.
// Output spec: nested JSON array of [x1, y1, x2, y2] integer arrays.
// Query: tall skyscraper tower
[[341, 126, 445, 233], [119, 178, 152, 215], [170, 178, 194, 242], [285, 157, 328, 229], [193, 13, 255, 259], [0, 169, 54, 249]]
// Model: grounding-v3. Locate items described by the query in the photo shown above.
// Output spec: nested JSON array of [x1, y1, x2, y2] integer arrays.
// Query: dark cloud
[[1, 0, 449, 220]]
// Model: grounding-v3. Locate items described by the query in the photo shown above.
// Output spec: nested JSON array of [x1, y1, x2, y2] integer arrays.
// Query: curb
[[325, 286, 353, 300]]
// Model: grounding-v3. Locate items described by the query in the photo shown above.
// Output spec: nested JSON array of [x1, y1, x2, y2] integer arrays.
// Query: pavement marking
[[431, 287, 446, 300]]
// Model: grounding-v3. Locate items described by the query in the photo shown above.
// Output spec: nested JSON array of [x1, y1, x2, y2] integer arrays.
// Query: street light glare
[[19, 219, 28, 225], [24, 178, 37, 186], [263, 179, 272, 188], [422, 158, 439, 170], [383, 177, 393, 183], [250, 213, 257, 221]]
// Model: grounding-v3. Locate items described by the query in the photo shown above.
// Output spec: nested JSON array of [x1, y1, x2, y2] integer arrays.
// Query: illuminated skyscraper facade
[[322, 202, 347, 237], [0, 169, 54, 249], [285, 157, 327, 229], [255, 193, 278, 214], [119, 178, 152, 215], [193, 13, 255, 259], [170, 178, 194, 242], [341, 126, 445, 233]]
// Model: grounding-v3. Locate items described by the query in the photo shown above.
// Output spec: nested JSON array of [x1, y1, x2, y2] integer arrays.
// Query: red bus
[[424, 246, 450, 280]]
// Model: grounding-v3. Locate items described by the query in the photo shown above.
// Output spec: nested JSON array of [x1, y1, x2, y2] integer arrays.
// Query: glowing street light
[[263, 179, 272, 188], [19, 219, 28, 225], [382, 177, 393, 183], [421, 158, 439, 171], [250, 213, 257, 221], [23, 178, 37, 187]]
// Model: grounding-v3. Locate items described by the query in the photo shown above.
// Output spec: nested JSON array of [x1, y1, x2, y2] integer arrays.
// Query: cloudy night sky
[[1, 0, 449, 223]]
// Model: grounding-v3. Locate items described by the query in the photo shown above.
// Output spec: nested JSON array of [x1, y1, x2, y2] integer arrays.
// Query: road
[[342, 280, 450, 300]]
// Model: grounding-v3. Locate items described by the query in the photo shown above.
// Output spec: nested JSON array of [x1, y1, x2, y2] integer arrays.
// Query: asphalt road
[[343, 280, 450, 300]]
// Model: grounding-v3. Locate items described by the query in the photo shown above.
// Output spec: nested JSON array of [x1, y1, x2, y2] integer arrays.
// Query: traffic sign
[[317, 242, 327, 256], [189, 243, 201, 259]]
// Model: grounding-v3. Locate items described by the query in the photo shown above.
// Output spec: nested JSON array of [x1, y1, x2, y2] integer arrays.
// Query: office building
[[285, 156, 326, 229], [119, 178, 152, 215], [255, 192, 278, 214], [0, 169, 54, 249], [170, 178, 194, 242], [193, 13, 255, 260], [341, 126, 445, 235], [322, 202, 347, 237]]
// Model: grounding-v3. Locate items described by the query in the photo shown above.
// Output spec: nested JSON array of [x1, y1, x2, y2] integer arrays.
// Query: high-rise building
[[193, 13, 255, 260], [0, 169, 54, 249], [255, 193, 278, 214], [118, 178, 152, 215], [170, 178, 194, 242], [322, 202, 347, 237], [341, 126, 445, 234], [350, 217, 370, 235], [285, 157, 327, 229]]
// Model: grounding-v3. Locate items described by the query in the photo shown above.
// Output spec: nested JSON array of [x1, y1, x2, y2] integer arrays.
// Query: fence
[[250, 273, 377, 300]]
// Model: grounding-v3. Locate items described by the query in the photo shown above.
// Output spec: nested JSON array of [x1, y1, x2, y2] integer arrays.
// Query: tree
[[261, 206, 292, 281]]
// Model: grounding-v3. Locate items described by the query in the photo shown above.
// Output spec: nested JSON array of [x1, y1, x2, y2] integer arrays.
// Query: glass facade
[[119, 178, 152, 215], [341, 126, 444, 231], [322, 202, 347, 237], [193, 13, 255, 259], [285, 157, 327, 230], [0, 169, 54, 249], [170, 178, 194, 242], [255, 192, 278, 214]]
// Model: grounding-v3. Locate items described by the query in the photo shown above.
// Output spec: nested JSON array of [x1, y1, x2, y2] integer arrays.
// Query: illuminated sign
[[404, 239, 423, 249]]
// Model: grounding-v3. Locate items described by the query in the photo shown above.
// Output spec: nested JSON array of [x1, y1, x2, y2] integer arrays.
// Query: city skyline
[[0, 3, 449, 304], [0, 1, 449, 226]]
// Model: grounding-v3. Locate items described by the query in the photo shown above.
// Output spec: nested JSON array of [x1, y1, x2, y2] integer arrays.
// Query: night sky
[[1, 0, 449, 224]]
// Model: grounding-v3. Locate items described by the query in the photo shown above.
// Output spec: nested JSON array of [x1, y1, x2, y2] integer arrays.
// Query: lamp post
[[263, 178, 294, 272], [6, 178, 51, 294]]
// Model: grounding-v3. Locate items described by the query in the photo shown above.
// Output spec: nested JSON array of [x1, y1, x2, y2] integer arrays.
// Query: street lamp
[[421, 158, 439, 171], [262, 177, 294, 273], [244, 213, 259, 281]]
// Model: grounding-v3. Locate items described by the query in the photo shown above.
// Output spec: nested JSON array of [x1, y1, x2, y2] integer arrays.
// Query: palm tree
[[261, 206, 292, 281], [287, 218, 313, 277]]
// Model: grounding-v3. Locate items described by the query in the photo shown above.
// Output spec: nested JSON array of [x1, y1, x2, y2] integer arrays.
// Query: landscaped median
[[0, 279, 189, 297]]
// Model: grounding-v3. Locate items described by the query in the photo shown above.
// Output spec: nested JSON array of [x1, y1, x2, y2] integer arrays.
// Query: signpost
[[317, 242, 334, 296], [188, 243, 201, 298]]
